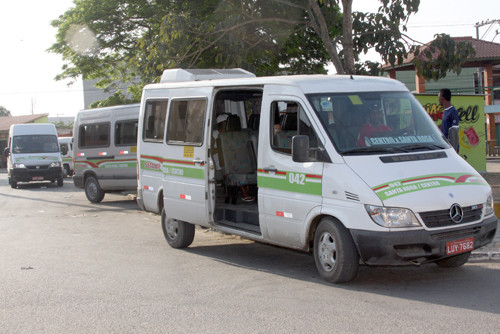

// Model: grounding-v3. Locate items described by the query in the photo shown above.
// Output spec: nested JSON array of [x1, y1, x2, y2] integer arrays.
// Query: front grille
[[419, 204, 483, 228], [26, 164, 50, 170]]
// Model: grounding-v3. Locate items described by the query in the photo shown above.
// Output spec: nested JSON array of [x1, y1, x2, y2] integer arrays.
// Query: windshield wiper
[[398, 143, 447, 152], [341, 146, 408, 155]]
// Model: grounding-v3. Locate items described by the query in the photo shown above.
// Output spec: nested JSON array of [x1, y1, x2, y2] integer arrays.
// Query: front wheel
[[10, 178, 17, 189], [57, 177, 63, 187], [84, 176, 105, 203], [435, 252, 471, 268], [161, 208, 195, 248], [313, 218, 359, 283]]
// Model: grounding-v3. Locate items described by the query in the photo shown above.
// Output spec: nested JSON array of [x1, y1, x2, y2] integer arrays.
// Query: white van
[[73, 104, 139, 203], [4, 123, 64, 188], [136, 69, 496, 283], [58, 137, 74, 177]]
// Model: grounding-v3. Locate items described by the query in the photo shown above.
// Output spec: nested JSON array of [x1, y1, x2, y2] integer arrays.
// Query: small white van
[[137, 69, 496, 283], [73, 104, 139, 203], [58, 137, 74, 177], [4, 123, 64, 188]]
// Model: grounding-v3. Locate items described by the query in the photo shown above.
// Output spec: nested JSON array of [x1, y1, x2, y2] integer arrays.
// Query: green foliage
[[48, 0, 474, 95], [0, 105, 11, 117], [412, 34, 476, 81], [88, 91, 135, 109]]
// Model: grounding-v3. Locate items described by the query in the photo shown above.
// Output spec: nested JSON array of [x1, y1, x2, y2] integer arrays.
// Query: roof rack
[[160, 68, 256, 83]]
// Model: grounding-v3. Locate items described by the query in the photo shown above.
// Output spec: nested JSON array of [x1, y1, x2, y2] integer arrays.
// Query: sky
[[0, 0, 499, 118]]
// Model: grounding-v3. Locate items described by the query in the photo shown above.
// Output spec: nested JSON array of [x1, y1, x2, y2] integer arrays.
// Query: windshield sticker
[[367, 135, 435, 146], [373, 173, 488, 201]]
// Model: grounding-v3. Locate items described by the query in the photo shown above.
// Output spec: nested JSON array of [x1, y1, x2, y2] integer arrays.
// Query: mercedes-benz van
[[136, 69, 496, 283]]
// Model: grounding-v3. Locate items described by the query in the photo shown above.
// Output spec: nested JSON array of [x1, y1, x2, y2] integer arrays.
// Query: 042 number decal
[[288, 172, 305, 185]]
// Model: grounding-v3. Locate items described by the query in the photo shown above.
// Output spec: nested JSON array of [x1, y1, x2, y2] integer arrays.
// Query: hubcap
[[166, 218, 179, 240], [318, 231, 336, 272]]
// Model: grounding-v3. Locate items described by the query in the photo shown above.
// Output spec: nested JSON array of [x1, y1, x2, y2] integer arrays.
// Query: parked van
[[73, 104, 139, 203], [58, 137, 74, 177], [4, 123, 64, 188], [137, 69, 496, 283]]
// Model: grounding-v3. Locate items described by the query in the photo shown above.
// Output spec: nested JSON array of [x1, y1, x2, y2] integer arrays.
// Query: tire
[[313, 218, 359, 283], [57, 177, 64, 187], [435, 252, 471, 268], [161, 208, 195, 249], [10, 178, 17, 189], [84, 176, 105, 203]]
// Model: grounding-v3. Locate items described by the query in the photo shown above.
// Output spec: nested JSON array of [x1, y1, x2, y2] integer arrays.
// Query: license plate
[[32, 176, 44, 181], [446, 237, 474, 255]]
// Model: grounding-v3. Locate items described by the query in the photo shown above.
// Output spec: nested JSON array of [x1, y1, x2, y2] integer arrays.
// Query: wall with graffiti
[[415, 94, 485, 172]]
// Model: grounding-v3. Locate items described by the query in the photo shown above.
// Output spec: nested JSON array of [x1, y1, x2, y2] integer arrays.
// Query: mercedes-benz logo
[[449, 203, 464, 223]]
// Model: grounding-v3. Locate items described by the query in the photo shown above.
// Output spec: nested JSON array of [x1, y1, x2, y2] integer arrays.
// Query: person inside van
[[357, 103, 391, 146]]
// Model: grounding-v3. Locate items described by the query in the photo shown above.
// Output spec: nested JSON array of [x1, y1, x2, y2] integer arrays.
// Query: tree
[[0, 105, 12, 117], [49, 0, 474, 102]]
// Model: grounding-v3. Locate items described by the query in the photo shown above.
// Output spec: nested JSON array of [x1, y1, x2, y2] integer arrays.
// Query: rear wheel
[[435, 252, 471, 268], [10, 178, 17, 189], [57, 177, 64, 187], [84, 176, 105, 203], [313, 218, 359, 283], [161, 208, 195, 248], [63, 165, 71, 178]]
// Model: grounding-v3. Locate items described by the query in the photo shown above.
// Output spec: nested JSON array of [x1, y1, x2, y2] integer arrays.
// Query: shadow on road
[[186, 236, 500, 315]]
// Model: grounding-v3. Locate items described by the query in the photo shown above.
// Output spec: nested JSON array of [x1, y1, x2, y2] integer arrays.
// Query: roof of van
[[75, 103, 140, 122], [10, 123, 57, 135], [144, 73, 408, 94]]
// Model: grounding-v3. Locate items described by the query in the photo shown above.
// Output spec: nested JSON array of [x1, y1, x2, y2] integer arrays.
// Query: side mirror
[[3, 147, 10, 157], [292, 135, 309, 162], [448, 126, 459, 152]]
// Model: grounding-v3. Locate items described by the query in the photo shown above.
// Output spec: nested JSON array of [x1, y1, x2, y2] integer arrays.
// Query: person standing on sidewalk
[[439, 88, 459, 152]]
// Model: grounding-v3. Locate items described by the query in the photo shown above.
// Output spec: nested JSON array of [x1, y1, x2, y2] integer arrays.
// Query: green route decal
[[15, 156, 59, 162], [373, 173, 489, 201], [257, 169, 322, 195], [75, 158, 136, 170], [140, 155, 204, 180]]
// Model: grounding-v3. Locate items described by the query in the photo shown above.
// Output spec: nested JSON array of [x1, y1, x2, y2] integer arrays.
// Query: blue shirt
[[441, 105, 459, 138]]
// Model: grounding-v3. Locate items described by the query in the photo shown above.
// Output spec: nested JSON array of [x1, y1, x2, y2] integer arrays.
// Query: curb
[[470, 251, 500, 261]]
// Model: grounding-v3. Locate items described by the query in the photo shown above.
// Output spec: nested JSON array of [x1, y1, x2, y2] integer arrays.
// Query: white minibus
[[4, 123, 64, 188], [73, 104, 139, 203], [58, 136, 74, 177], [136, 69, 496, 283]]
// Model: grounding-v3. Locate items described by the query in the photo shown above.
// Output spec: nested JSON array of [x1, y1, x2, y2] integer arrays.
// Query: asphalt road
[[1, 174, 499, 333]]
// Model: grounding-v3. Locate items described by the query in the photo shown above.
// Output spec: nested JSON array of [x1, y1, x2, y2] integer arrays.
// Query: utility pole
[[473, 19, 500, 95]]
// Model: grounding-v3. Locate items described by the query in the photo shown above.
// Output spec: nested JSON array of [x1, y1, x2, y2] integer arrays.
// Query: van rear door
[[162, 94, 212, 226]]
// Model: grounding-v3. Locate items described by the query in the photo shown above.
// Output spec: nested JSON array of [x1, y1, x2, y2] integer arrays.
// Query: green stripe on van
[[258, 170, 322, 195], [140, 156, 204, 180]]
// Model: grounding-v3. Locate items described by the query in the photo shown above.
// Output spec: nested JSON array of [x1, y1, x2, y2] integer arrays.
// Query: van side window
[[167, 99, 206, 145], [115, 120, 138, 146], [270, 101, 327, 161], [79, 123, 110, 148], [143, 100, 168, 142]]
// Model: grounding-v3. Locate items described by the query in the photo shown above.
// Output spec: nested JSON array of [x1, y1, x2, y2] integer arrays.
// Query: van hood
[[343, 150, 491, 212]]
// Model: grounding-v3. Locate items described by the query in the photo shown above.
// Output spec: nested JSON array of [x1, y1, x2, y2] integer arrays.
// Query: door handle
[[193, 159, 204, 165], [263, 167, 278, 173]]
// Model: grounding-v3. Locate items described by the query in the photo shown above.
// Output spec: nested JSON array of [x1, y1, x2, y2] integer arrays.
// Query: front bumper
[[351, 215, 497, 265], [10, 167, 63, 182]]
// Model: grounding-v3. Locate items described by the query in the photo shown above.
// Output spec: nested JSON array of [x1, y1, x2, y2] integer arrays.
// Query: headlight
[[50, 162, 62, 168], [365, 205, 421, 228], [13, 163, 26, 168], [485, 194, 495, 216]]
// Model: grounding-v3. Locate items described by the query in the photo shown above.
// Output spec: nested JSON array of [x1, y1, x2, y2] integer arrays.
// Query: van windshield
[[12, 135, 59, 154], [307, 91, 449, 155]]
